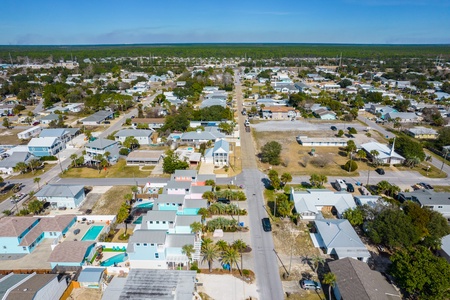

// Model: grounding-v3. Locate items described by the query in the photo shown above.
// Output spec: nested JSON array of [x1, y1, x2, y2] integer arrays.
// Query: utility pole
[[441, 149, 449, 172]]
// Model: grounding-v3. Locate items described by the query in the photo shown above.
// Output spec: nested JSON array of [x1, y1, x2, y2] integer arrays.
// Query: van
[[335, 179, 347, 191], [262, 218, 272, 232], [300, 279, 321, 290]]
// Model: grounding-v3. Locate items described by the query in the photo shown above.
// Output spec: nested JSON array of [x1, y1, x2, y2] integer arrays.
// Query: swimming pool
[[100, 253, 127, 266], [81, 225, 104, 241], [133, 216, 143, 224], [135, 202, 153, 209]]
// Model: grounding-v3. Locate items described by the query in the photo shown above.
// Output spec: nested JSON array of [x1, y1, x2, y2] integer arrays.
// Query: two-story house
[[85, 138, 120, 162], [27, 137, 64, 157]]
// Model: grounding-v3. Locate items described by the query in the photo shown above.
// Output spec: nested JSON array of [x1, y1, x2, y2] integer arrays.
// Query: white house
[[114, 129, 154, 145], [296, 136, 348, 147], [361, 141, 405, 165], [27, 137, 65, 157], [204, 139, 229, 166], [81, 110, 114, 125], [40, 114, 60, 125], [85, 138, 120, 160], [17, 126, 42, 140], [0, 152, 36, 175], [35, 185, 85, 209]]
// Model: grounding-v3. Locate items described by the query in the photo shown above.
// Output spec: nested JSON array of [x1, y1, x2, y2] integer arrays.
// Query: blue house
[[48, 241, 96, 268], [36, 185, 86, 209], [27, 137, 64, 157], [0, 215, 76, 254]]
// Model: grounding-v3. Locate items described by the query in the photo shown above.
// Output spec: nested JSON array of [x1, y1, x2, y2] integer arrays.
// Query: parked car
[[346, 183, 355, 193], [261, 218, 272, 232], [419, 182, 433, 190], [217, 198, 230, 204], [300, 279, 321, 291], [375, 168, 385, 175], [104, 121, 111, 124], [330, 126, 337, 131], [32, 121, 40, 126]]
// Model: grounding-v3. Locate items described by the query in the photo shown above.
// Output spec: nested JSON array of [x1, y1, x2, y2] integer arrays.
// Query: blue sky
[[1, 0, 449, 45]]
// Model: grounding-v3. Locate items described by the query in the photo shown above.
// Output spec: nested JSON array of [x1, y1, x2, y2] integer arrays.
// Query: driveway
[[0, 238, 53, 270], [196, 274, 258, 300]]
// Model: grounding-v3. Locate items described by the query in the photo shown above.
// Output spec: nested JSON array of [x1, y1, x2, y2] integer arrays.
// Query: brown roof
[[328, 258, 401, 300], [48, 241, 95, 263], [7, 274, 59, 300], [132, 118, 165, 124], [0, 217, 37, 238], [264, 106, 295, 112]]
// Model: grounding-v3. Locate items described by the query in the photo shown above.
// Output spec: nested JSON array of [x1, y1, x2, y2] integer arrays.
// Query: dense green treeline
[[0, 43, 449, 62]]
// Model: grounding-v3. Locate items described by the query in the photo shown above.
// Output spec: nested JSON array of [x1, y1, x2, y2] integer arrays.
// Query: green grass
[[10, 163, 54, 179], [60, 159, 152, 178], [424, 149, 450, 168], [433, 186, 450, 193], [0, 190, 15, 204], [395, 163, 447, 179]]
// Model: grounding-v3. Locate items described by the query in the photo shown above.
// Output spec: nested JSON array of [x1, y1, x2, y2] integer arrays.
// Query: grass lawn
[[10, 163, 54, 179], [424, 149, 450, 167], [91, 186, 131, 215], [0, 190, 15, 204], [395, 163, 447, 179], [433, 186, 450, 193], [60, 159, 152, 178]]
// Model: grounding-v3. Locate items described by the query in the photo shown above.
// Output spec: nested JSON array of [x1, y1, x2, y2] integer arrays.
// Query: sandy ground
[[196, 273, 258, 300], [68, 287, 102, 300], [251, 119, 366, 133]]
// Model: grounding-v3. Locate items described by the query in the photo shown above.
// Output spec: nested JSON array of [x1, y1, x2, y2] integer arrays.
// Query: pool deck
[[92, 252, 128, 267], [63, 221, 108, 242]]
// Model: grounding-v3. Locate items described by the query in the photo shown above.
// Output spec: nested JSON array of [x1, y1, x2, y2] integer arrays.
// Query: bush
[[243, 269, 250, 276], [344, 160, 358, 172], [40, 156, 57, 161], [119, 148, 130, 155]]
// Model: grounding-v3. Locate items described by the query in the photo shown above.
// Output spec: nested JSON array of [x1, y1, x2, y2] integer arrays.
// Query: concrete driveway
[[196, 273, 258, 300], [0, 238, 53, 270]]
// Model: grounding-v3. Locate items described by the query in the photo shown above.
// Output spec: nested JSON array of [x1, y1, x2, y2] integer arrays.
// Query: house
[[85, 139, 120, 161], [256, 98, 288, 106], [180, 129, 225, 145], [77, 267, 105, 289], [354, 195, 382, 208], [406, 126, 438, 139], [369, 105, 397, 119], [296, 136, 347, 147], [0, 152, 36, 175], [313, 108, 337, 120], [0, 104, 15, 115], [27, 137, 64, 157], [328, 258, 401, 300], [81, 110, 114, 125], [114, 129, 153, 145], [126, 150, 164, 166], [204, 139, 229, 166], [102, 269, 196, 300], [48, 241, 96, 268], [0, 215, 76, 254], [35, 185, 85, 209], [312, 219, 371, 262], [40, 114, 60, 125], [5, 273, 69, 300], [200, 98, 227, 109], [398, 189, 450, 218], [131, 118, 165, 130], [361, 142, 405, 165], [38, 128, 72, 144], [290, 188, 356, 220], [384, 112, 419, 123], [439, 234, 450, 263], [17, 126, 42, 140], [0, 273, 66, 300], [261, 106, 297, 119]]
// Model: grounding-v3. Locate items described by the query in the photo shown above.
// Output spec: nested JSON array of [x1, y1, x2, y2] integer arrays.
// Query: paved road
[[234, 73, 285, 300], [357, 114, 395, 139]]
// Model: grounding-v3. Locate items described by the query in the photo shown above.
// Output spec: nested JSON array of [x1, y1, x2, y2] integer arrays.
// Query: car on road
[[300, 279, 321, 291], [32, 121, 40, 126], [346, 183, 355, 193], [419, 182, 433, 190], [262, 218, 272, 232], [330, 126, 337, 131], [104, 121, 111, 124], [375, 168, 385, 175]]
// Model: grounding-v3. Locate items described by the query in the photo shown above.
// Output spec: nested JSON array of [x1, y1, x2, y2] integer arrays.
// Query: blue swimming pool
[[81, 225, 104, 241], [133, 216, 143, 224], [101, 253, 127, 266], [135, 202, 153, 209]]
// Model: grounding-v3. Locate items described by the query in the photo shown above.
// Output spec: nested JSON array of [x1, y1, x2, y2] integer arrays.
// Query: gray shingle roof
[[82, 110, 113, 123], [0, 152, 35, 168], [115, 129, 153, 138], [35, 185, 84, 198], [7, 274, 58, 300], [86, 138, 118, 149], [128, 230, 167, 245], [39, 129, 68, 138]]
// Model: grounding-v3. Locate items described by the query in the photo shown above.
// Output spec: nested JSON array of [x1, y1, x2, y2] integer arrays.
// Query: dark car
[[331, 126, 337, 131], [375, 168, 385, 175], [32, 121, 40, 126], [419, 182, 433, 190], [104, 121, 111, 124], [346, 183, 355, 193], [217, 198, 230, 204], [262, 218, 272, 232]]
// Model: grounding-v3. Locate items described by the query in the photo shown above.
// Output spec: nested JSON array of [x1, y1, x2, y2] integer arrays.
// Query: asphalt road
[[357, 114, 395, 139], [234, 73, 285, 300]]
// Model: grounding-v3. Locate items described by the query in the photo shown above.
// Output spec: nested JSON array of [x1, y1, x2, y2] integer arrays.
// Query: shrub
[[119, 148, 130, 155], [243, 269, 250, 276], [40, 156, 57, 161], [344, 160, 358, 172]]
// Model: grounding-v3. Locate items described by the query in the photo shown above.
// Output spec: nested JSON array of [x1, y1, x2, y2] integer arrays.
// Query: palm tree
[[202, 191, 216, 203], [370, 150, 380, 166], [182, 244, 195, 270], [323, 272, 337, 300], [28, 159, 41, 174], [197, 208, 209, 221], [14, 162, 28, 174], [34, 177, 41, 189], [131, 185, 138, 201], [201, 238, 213, 250], [190, 221, 203, 235], [216, 240, 229, 252], [232, 239, 247, 253], [221, 248, 240, 273], [311, 255, 325, 274], [104, 151, 111, 163], [201, 243, 219, 273], [70, 153, 78, 167], [357, 149, 366, 161]]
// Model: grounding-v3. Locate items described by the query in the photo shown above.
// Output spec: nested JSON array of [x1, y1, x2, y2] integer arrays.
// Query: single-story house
[[126, 150, 164, 166], [131, 118, 165, 130], [40, 114, 60, 125], [369, 105, 397, 119], [384, 112, 419, 123], [439, 234, 450, 263], [204, 139, 229, 166], [1, 273, 68, 300], [200, 98, 227, 109], [48, 241, 96, 268], [35, 185, 85, 209], [27, 137, 64, 157], [261, 106, 297, 119], [114, 129, 154, 145], [256, 98, 288, 106], [361, 142, 405, 165], [296, 136, 348, 147], [17, 126, 42, 140], [406, 126, 438, 139], [290, 188, 356, 220], [328, 258, 401, 300], [81, 110, 114, 125], [313, 108, 337, 120], [77, 267, 105, 289], [180, 129, 225, 145], [312, 219, 371, 262], [398, 189, 450, 218], [0, 151, 36, 175], [0, 104, 15, 115]]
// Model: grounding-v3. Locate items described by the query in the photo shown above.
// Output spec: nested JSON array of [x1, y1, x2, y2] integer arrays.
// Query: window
[[438, 206, 443, 208], [150, 221, 153, 224], [136, 243, 140, 246], [156, 221, 159, 224], [162, 221, 166, 224], [23, 247, 27, 251], [143, 243, 148, 246], [151, 243, 154, 246], [155, 253, 159, 258]]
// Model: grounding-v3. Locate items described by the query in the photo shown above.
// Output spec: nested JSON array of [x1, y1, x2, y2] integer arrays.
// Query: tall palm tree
[[370, 150, 380, 166], [190, 222, 203, 236], [182, 244, 195, 270], [14, 162, 28, 174], [34, 177, 41, 189], [201, 238, 213, 249], [221, 248, 240, 273], [323, 272, 337, 300], [201, 243, 219, 273], [311, 255, 325, 274], [357, 149, 366, 161], [216, 240, 229, 252], [28, 159, 41, 174], [70, 153, 78, 167]]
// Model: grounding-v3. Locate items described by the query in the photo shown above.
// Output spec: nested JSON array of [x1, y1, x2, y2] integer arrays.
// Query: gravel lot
[[251, 119, 367, 133]]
